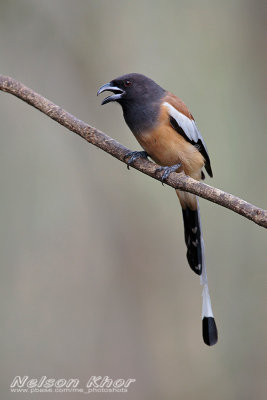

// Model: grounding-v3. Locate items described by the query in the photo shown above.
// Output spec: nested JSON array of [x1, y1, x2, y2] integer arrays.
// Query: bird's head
[[97, 73, 165, 106]]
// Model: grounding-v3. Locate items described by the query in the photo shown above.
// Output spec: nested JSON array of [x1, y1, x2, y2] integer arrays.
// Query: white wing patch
[[163, 101, 199, 142], [163, 101, 208, 152], [162, 101, 213, 177]]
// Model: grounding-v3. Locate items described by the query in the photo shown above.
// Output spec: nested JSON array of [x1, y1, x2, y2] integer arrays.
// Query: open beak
[[97, 82, 124, 105]]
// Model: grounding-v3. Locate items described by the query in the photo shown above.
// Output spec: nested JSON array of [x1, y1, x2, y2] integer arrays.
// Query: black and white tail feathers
[[177, 191, 218, 346], [182, 207, 203, 275]]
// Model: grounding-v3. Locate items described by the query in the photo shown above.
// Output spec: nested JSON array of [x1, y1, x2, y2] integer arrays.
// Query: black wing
[[163, 102, 213, 177]]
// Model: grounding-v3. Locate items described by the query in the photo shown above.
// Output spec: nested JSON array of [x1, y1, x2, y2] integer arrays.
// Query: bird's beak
[[97, 82, 125, 105]]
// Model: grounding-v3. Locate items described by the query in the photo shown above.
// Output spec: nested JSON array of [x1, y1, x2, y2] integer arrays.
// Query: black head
[[97, 73, 166, 134], [97, 73, 165, 106]]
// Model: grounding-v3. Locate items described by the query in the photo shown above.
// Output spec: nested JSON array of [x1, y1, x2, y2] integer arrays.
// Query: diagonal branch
[[0, 74, 266, 228]]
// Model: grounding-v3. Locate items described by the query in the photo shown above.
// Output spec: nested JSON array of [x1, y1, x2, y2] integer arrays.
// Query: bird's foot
[[124, 151, 148, 169], [156, 163, 181, 184]]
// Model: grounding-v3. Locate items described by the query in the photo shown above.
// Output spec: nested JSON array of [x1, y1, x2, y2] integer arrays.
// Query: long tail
[[176, 190, 218, 346]]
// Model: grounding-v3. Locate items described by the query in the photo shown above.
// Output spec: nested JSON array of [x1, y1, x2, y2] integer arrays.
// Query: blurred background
[[0, 1, 266, 399]]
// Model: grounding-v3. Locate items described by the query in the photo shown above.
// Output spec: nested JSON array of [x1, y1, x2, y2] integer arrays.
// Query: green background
[[0, 1, 266, 399]]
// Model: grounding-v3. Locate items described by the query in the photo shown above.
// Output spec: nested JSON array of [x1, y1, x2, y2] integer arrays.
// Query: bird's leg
[[155, 163, 182, 183], [123, 150, 148, 169]]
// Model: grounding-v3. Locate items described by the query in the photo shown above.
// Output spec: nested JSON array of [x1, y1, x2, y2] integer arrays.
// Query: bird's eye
[[124, 80, 132, 87]]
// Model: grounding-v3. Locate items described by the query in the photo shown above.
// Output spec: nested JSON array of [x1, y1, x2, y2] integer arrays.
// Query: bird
[[97, 73, 218, 346]]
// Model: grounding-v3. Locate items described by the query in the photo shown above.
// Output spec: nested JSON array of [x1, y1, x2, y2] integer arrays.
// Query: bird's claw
[[155, 163, 181, 184], [123, 151, 148, 169]]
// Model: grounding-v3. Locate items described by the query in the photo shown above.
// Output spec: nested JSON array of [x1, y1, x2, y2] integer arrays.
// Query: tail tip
[[202, 317, 218, 346]]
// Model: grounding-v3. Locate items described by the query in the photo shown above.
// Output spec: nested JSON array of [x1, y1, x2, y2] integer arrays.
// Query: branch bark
[[0, 74, 266, 228]]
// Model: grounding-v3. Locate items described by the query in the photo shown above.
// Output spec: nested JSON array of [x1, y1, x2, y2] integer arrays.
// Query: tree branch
[[0, 74, 266, 228]]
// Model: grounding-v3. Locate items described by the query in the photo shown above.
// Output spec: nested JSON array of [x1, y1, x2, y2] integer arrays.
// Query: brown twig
[[0, 74, 266, 228]]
